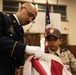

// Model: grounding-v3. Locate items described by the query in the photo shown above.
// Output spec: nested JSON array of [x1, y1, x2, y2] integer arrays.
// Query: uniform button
[[14, 57, 16, 60], [20, 32, 22, 35], [13, 20, 16, 23], [10, 34, 12, 36], [12, 64, 14, 67]]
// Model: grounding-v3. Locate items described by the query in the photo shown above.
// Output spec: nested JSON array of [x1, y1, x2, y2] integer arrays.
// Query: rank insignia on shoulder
[[9, 25, 14, 34]]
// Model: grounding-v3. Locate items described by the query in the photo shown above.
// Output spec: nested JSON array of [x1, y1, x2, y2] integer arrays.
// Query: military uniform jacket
[[45, 47, 76, 74], [0, 12, 26, 75]]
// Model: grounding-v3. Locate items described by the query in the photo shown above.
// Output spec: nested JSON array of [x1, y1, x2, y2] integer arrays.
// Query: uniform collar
[[49, 49, 55, 54], [56, 47, 61, 56], [49, 47, 61, 56], [13, 14, 20, 25]]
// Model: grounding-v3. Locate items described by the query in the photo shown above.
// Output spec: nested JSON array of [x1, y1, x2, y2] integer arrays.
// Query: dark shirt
[[0, 12, 26, 75]]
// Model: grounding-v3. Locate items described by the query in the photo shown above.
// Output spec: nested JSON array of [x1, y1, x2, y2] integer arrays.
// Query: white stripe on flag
[[23, 54, 72, 75]]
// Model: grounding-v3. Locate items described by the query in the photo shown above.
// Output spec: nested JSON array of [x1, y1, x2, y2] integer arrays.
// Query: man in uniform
[[0, 3, 46, 75], [45, 28, 76, 74]]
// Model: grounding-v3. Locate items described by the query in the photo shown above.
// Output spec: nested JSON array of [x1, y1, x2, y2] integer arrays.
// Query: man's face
[[19, 6, 37, 26], [46, 35, 62, 51]]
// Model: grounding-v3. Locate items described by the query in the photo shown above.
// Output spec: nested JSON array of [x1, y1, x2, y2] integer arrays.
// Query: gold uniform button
[[10, 34, 12, 36], [13, 20, 16, 23]]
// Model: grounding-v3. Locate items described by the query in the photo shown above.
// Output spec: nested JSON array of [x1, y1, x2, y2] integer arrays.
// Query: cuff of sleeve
[[12, 42, 26, 67], [13, 42, 26, 59]]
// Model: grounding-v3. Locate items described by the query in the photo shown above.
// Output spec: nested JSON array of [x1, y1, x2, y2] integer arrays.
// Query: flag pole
[[46, 0, 48, 3], [45, 0, 50, 52]]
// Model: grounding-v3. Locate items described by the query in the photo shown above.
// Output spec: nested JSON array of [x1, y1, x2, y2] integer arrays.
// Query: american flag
[[23, 1, 72, 75], [45, 1, 51, 51], [23, 54, 72, 75], [45, 1, 51, 31]]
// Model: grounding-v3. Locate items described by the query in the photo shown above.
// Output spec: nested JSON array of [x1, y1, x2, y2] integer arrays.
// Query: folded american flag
[[23, 54, 72, 75]]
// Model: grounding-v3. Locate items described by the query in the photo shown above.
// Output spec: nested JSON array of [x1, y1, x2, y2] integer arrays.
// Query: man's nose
[[51, 40, 54, 43]]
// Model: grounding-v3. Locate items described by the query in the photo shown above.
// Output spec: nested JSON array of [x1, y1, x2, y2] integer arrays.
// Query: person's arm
[[25, 45, 46, 60], [0, 35, 26, 67], [68, 50, 76, 73]]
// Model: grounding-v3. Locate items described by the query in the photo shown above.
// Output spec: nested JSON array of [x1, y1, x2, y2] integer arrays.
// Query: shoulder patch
[[67, 50, 76, 59], [68, 50, 73, 56]]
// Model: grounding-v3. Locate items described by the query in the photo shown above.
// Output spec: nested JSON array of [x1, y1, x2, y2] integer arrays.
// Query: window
[[38, 4, 66, 21], [3, 0, 24, 14], [3, 1, 19, 14], [3, 0, 67, 21], [53, 5, 66, 21]]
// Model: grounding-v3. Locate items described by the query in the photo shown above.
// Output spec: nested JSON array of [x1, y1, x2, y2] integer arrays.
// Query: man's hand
[[25, 45, 47, 60], [17, 66, 23, 75]]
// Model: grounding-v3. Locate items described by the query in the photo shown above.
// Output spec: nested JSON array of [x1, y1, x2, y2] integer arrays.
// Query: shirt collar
[[49, 47, 61, 56], [13, 14, 20, 25], [49, 49, 55, 54], [56, 47, 61, 56]]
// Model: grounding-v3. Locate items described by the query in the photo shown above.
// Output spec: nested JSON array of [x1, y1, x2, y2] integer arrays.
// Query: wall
[[23, 0, 76, 45], [55, 0, 76, 45], [23, 13, 61, 33], [0, 0, 3, 11], [67, 0, 76, 45], [1, 0, 76, 45]]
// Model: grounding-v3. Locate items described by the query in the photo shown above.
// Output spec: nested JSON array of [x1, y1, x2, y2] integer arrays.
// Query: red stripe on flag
[[51, 59, 63, 75], [30, 57, 47, 75]]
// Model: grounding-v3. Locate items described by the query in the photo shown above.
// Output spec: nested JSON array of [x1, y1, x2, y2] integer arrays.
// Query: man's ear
[[19, 6, 24, 12]]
